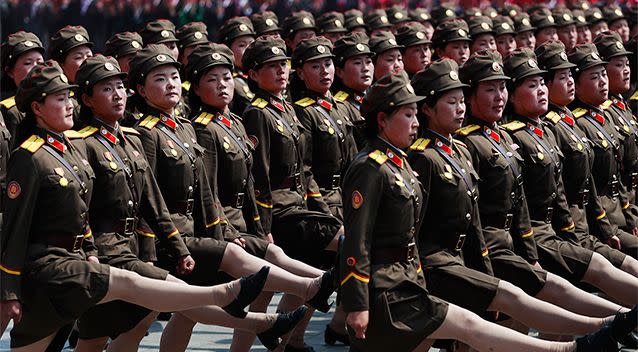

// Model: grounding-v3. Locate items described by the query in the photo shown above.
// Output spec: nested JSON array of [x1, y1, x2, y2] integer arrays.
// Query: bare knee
[[266, 244, 285, 261], [540, 273, 571, 298], [620, 256, 638, 276], [584, 253, 613, 284], [171, 312, 198, 329], [165, 274, 186, 284], [491, 280, 525, 312]]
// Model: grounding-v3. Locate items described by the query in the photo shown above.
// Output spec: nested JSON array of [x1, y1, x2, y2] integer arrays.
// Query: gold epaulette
[[193, 112, 214, 125], [63, 130, 85, 139], [601, 99, 613, 110], [334, 91, 349, 102], [78, 126, 98, 138], [121, 126, 140, 135], [572, 107, 588, 118], [182, 81, 191, 91], [455, 124, 480, 136], [368, 150, 388, 165], [545, 111, 560, 124], [630, 90, 638, 101], [0, 96, 15, 109], [139, 115, 160, 129], [19, 135, 44, 153], [295, 97, 316, 107], [502, 121, 526, 131], [251, 98, 268, 109], [410, 138, 431, 151]]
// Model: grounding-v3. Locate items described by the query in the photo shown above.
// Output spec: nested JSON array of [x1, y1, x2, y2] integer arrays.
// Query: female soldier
[[369, 32, 403, 82], [432, 19, 472, 67], [340, 67, 623, 352], [395, 23, 433, 77], [0, 60, 277, 351]]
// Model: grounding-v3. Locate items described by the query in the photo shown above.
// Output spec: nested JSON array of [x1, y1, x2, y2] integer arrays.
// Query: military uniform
[[219, 17, 256, 116], [395, 23, 432, 77]]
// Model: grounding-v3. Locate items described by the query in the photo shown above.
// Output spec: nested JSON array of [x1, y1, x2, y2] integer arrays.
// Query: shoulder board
[[368, 150, 388, 165], [601, 99, 613, 109], [63, 130, 85, 139], [19, 135, 45, 153], [572, 107, 588, 118], [545, 111, 560, 124], [501, 121, 526, 132], [181, 81, 191, 91], [251, 98, 268, 109], [121, 126, 140, 135], [294, 97, 316, 107], [193, 112, 214, 126], [630, 90, 638, 101], [455, 124, 480, 136], [409, 138, 431, 151], [452, 139, 467, 148], [78, 126, 98, 138], [0, 96, 15, 109], [333, 91, 349, 102], [139, 115, 160, 129]]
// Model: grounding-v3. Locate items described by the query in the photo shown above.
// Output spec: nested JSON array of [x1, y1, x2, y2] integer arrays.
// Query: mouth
[[567, 88, 575, 95], [539, 98, 547, 105], [114, 103, 124, 109], [320, 78, 332, 85]]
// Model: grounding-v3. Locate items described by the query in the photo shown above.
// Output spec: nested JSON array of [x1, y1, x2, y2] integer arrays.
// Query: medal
[[59, 177, 69, 187], [110, 161, 118, 170], [537, 152, 544, 160]]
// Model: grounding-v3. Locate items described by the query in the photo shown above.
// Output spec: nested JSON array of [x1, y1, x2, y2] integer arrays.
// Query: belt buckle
[[545, 207, 554, 223], [581, 189, 589, 206], [235, 193, 245, 208], [454, 234, 466, 251], [406, 242, 416, 262], [293, 173, 301, 189], [123, 217, 136, 235], [72, 234, 84, 252], [632, 173, 638, 189], [331, 174, 341, 190], [185, 199, 194, 215], [611, 180, 619, 198], [504, 213, 513, 231]]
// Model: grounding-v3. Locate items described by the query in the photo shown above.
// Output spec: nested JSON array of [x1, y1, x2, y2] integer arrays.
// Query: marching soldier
[[219, 17, 256, 116], [344, 9, 366, 34], [409, 8, 435, 41], [553, 8, 578, 52], [493, 15, 517, 58], [316, 12, 347, 44], [468, 16, 497, 53], [585, 8, 608, 38], [432, 19, 472, 66], [530, 10, 559, 48], [572, 10, 592, 45], [603, 5, 630, 43], [364, 9, 392, 37], [395, 23, 432, 77], [104, 31, 144, 74], [369, 31, 403, 81], [176, 22, 209, 67], [513, 14, 536, 50]]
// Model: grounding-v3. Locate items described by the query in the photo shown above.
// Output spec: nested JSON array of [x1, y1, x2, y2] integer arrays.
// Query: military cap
[[176, 22, 209, 49], [553, 8, 576, 27], [431, 5, 458, 26], [463, 7, 484, 20], [15, 60, 76, 112], [49, 25, 93, 62], [593, 31, 632, 60], [513, 14, 535, 33], [503, 48, 547, 82], [585, 8, 605, 25], [369, 32, 403, 55], [570, 1, 591, 11], [409, 8, 432, 23], [344, 9, 367, 30], [468, 16, 495, 37], [365, 10, 392, 31], [317, 12, 347, 34], [572, 10, 589, 27], [386, 5, 410, 25], [483, 7, 499, 19], [395, 23, 431, 48], [501, 4, 522, 18], [242, 36, 289, 70], [412, 58, 468, 97], [493, 16, 516, 36], [76, 55, 127, 94], [432, 19, 471, 49], [104, 32, 143, 59], [602, 5, 627, 23], [625, 6, 638, 27], [361, 68, 424, 118], [185, 43, 234, 82], [282, 11, 317, 38], [530, 11, 557, 30], [292, 36, 334, 68], [128, 44, 181, 89], [1, 31, 45, 70], [459, 50, 509, 85], [333, 32, 373, 65], [140, 19, 178, 45], [535, 40, 576, 71], [219, 17, 255, 45], [529, 5, 551, 15], [251, 11, 281, 36], [568, 43, 607, 73]]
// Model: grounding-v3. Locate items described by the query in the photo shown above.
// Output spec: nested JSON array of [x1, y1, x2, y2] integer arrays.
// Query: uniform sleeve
[[340, 161, 383, 313], [585, 178, 615, 241], [245, 176, 266, 238], [620, 185, 638, 230], [510, 188, 539, 262], [1, 151, 39, 301], [552, 171, 578, 237]]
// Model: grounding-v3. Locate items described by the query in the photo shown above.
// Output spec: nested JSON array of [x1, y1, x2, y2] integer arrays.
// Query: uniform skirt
[[489, 249, 548, 296], [533, 222, 593, 284], [570, 205, 629, 267]]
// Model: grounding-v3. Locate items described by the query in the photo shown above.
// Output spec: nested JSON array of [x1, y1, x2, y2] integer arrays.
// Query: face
[[32, 89, 74, 133], [439, 41, 470, 66], [180, 44, 198, 66], [469, 80, 508, 123], [378, 102, 419, 148], [423, 88, 466, 135], [515, 30, 536, 50], [336, 54, 373, 92], [323, 32, 344, 43], [374, 49, 403, 80], [298, 57, 334, 95], [511, 75, 548, 118], [495, 34, 517, 57], [470, 33, 496, 53], [163, 41, 180, 61], [403, 44, 432, 74], [6, 49, 44, 86], [287, 29, 316, 51], [250, 59, 289, 95], [423, 22, 435, 41], [576, 25, 592, 44], [61, 45, 92, 83], [575, 65, 608, 105], [548, 68, 575, 106], [117, 53, 136, 73], [590, 21, 608, 37], [194, 66, 235, 110], [138, 64, 181, 113], [535, 27, 558, 47], [610, 19, 630, 43], [557, 24, 577, 51], [230, 35, 255, 69], [606, 56, 631, 94], [82, 76, 127, 123]]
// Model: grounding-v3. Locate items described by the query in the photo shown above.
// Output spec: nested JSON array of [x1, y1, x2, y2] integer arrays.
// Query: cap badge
[[560, 52, 568, 61], [522, 18, 531, 26], [547, 15, 555, 23], [23, 40, 34, 47], [335, 19, 343, 27], [394, 12, 404, 19], [594, 12, 602, 19], [156, 54, 167, 62], [212, 53, 222, 60], [302, 17, 311, 25], [380, 16, 388, 23], [458, 28, 467, 37], [491, 61, 501, 71], [528, 59, 538, 68], [449, 71, 459, 80], [194, 31, 203, 39], [416, 31, 425, 39], [131, 40, 141, 48], [480, 22, 490, 30], [317, 45, 326, 53], [590, 52, 600, 60], [356, 17, 364, 24], [577, 16, 586, 23], [388, 38, 397, 45], [445, 9, 454, 17], [60, 73, 69, 83], [501, 23, 511, 30], [160, 30, 170, 38], [239, 24, 248, 32], [615, 9, 623, 16], [74, 34, 85, 42], [509, 10, 517, 17], [615, 41, 624, 49], [406, 83, 415, 94], [266, 18, 275, 26], [420, 13, 428, 20], [271, 46, 281, 54], [104, 62, 115, 71], [563, 14, 571, 21], [356, 43, 366, 51]]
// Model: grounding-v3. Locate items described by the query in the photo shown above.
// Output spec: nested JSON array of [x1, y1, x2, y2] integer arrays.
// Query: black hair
[[77, 85, 96, 124], [13, 99, 42, 146], [362, 104, 403, 140]]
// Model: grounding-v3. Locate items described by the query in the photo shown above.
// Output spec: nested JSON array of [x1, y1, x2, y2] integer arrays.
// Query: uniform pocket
[[382, 280, 430, 330]]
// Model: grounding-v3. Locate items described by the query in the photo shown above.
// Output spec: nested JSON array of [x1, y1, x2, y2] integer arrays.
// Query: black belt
[[530, 207, 554, 223], [229, 192, 245, 208], [45, 233, 86, 252], [93, 217, 138, 236], [482, 213, 514, 231], [628, 172, 638, 190], [318, 174, 341, 190], [275, 173, 301, 191], [371, 243, 417, 264], [169, 199, 195, 215], [569, 189, 590, 207]]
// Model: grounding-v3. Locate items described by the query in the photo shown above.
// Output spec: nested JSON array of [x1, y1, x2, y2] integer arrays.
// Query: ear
[[81, 92, 93, 109], [192, 82, 200, 98], [376, 111, 387, 131], [335, 67, 344, 80], [31, 100, 44, 119], [248, 68, 258, 82], [297, 67, 305, 81], [421, 101, 434, 117], [5, 66, 15, 80], [137, 84, 146, 99]]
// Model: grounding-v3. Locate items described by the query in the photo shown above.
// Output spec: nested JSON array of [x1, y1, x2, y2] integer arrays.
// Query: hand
[[1, 300, 21, 335], [265, 233, 274, 244], [87, 256, 100, 264], [532, 261, 543, 271], [232, 238, 246, 248], [606, 236, 622, 250], [632, 227, 638, 237], [176, 255, 195, 275], [346, 310, 369, 339]]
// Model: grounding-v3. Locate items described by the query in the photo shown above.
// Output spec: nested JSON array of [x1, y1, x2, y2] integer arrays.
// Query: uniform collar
[[37, 127, 66, 153], [305, 90, 335, 109], [372, 136, 407, 168], [468, 116, 499, 130], [549, 103, 575, 126], [342, 86, 365, 103], [610, 94, 626, 110], [91, 117, 122, 144]]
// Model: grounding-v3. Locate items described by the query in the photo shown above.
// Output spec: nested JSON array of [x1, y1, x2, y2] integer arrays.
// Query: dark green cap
[[185, 43, 234, 82], [140, 19, 178, 45], [365, 10, 392, 31], [593, 31, 632, 60], [570, 1, 592, 11], [409, 8, 432, 23], [241, 36, 289, 70], [468, 16, 495, 37], [49, 25, 93, 62], [585, 8, 605, 25], [361, 68, 424, 117], [501, 4, 522, 18], [104, 32, 143, 59], [282, 11, 317, 38], [251, 11, 281, 36], [386, 5, 410, 25], [459, 49, 509, 85], [1, 31, 44, 70], [572, 10, 589, 27], [128, 44, 181, 89], [602, 5, 627, 23], [369, 32, 402, 55], [503, 48, 547, 82], [530, 11, 557, 30], [535, 39, 576, 71], [493, 16, 516, 36], [219, 17, 255, 45], [431, 5, 457, 26], [553, 8, 576, 27], [395, 23, 431, 47], [432, 19, 471, 49], [16, 60, 76, 112], [344, 9, 366, 30], [76, 55, 127, 94], [483, 7, 499, 19], [292, 36, 334, 68], [412, 58, 468, 97], [463, 7, 484, 20], [176, 22, 209, 49], [568, 43, 607, 73], [513, 14, 535, 33], [317, 12, 347, 34], [333, 32, 373, 65]]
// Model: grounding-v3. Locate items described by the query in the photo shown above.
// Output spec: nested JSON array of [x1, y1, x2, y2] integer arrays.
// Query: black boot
[[306, 268, 336, 313], [223, 266, 270, 318], [610, 305, 637, 345], [257, 306, 308, 351], [616, 331, 638, 349], [575, 325, 619, 352], [324, 324, 350, 346]]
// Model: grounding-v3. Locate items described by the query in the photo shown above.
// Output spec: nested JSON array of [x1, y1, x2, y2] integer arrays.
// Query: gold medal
[[223, 142, 230, 150], [171, 149, 178, 157], [59, 177, 68, 187], [602, 140, 608, 148], [109, 161, 118, 170], [277, 125, 284, 133], [537, 152, 545, 160], [328, 127, 335, 134], [624, 125, 630, 133], [444, 172, 453, 179], [577, 143, 583, 150]]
